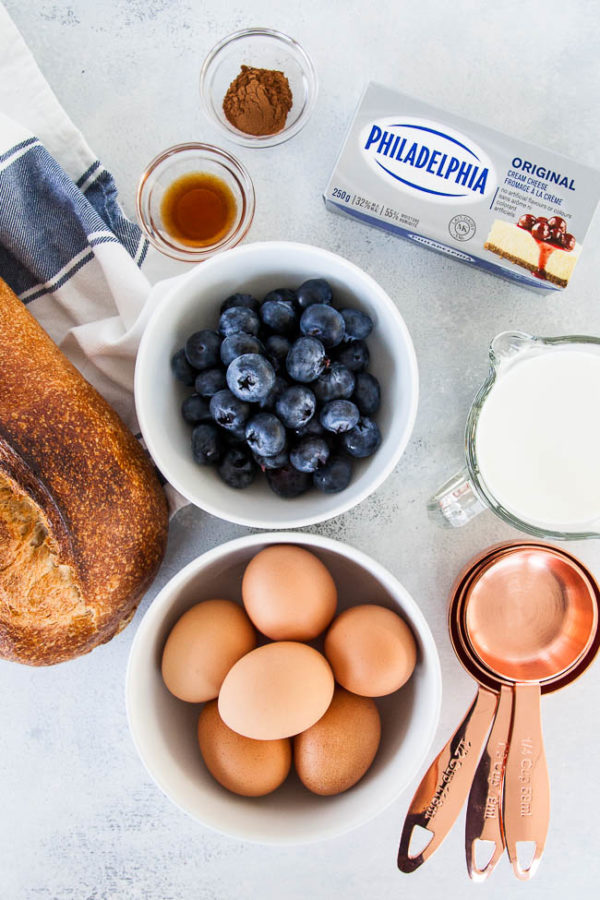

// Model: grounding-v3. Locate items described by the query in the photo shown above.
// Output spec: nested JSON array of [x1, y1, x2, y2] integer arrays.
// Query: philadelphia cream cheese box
[[324, 83, 600, 291]]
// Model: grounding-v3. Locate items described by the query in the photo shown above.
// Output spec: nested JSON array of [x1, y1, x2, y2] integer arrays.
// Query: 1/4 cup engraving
[[519, 738, 534, 816]]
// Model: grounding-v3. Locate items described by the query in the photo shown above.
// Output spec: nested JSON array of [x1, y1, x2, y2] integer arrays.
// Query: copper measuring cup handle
[[398, 687, 497, 873], [503, 682, 550, 880], [465, 684, 512, 880]]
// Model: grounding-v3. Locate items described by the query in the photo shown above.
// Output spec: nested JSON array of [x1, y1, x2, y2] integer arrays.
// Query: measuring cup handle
[[503, 683, 550, 880], [427, 467, 486, 528], [465, 684, 512, 881], [398, 687, 497, 873]]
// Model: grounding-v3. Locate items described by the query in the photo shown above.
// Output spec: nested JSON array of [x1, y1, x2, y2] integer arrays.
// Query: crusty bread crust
[[0, 278, 168, 665]]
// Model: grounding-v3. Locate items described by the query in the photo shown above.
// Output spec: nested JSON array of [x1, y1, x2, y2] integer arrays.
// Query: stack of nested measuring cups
[[397, 541, 600, 881]]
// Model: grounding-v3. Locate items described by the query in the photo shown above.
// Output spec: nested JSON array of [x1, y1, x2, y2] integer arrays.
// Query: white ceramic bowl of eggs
[[134, 241, 419, 528], [126, 532, 441, 844]]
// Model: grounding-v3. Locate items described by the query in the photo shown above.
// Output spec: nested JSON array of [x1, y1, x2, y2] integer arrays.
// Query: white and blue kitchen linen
[[0, 2, 158, 429], [0, 3, 188, 511]]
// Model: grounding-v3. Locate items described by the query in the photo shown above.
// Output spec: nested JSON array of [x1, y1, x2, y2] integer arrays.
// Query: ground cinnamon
[[223, 65, 293, 137]]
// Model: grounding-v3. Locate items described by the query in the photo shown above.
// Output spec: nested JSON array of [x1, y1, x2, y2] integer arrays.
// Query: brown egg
[[161, 599, 256, 702], [198, 701, 291, 797], [324, 604, 417, 697], [242, 545, 337, 640], [294, 687, 381, 795], [218, 641, 334, 740]]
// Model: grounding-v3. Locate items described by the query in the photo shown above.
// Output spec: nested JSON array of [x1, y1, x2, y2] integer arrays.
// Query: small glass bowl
[[200, 27, 318, 148], [136, 142, 255, 262]]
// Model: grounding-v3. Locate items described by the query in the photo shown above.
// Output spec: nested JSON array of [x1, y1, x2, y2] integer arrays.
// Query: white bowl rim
[[135, 241, 420, 529], [125, 531, 442, 845]]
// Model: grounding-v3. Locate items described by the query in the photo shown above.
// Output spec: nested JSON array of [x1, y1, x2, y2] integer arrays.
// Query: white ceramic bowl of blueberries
[[135, 241, 419, 528]]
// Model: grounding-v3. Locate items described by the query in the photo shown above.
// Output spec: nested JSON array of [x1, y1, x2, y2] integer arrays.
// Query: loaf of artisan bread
[[0, 277, 168, 665]]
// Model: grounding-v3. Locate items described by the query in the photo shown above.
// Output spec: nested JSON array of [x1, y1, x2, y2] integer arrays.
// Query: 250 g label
[[331, 187, 351, 203]]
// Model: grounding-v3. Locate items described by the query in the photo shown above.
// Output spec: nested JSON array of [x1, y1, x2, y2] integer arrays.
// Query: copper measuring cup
[[453, 546, 528, 881], [436, 543, 528, 880], [457, 550, 517, 881], [398, 542, 600, 878], [454, 544, 600, 880], [398, 544, 522, 874]]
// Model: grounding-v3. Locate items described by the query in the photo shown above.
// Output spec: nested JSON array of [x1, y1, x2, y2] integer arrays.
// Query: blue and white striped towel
[[0, 2, 160, 431], [0, 3, 189, 512]]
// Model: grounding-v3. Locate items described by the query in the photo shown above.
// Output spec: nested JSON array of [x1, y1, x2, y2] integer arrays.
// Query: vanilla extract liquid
[[160, 173, 237, 247]]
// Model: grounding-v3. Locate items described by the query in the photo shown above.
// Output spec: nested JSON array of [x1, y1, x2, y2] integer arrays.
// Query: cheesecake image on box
[[484, 214, 579, 287]]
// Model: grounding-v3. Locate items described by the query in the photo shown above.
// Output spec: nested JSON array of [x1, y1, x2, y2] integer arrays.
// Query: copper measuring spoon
[[397, 544, 525, 874], [454, 545, 600, 880]]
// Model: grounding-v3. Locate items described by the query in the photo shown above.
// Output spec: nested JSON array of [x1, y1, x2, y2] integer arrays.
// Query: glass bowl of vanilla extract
[[136, 143, 255, 262]]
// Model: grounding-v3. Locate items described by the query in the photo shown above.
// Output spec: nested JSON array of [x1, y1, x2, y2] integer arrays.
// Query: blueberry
[[286, 337, 327, 383], [254, 448, 290, 470], [184, 330, 221, 370], [218, 447, 257, 489], [300, 304, 345, 348], [295, 416, 325, 438], [353, 372, 381, 415], [262, 287, 297, 306], [227, 353, 276, 402], [260, 298, 297, 335], [341, 417, 382, 458], [276, 385, 316, 430], [313, 455, 353, 494], [290, 437, 330, 473], [335, 339, 370, 373], [266, 465, 311, 498], [320, 399, 360, 434], [264, 334, 291, 372], [171, 348, 197, 386], [219, 306, 260, 338], [245, 413, 287, 457], [296, 278, 333, 309], [191, 423, 222, 465], [209, 389, 250, 432], [220, 422, 248, 444], [220, 293, 259, 314], [259, 375, 289, 410], [194, 367, 227, 398], [220, 333, 263, 366], [312, 363, 355, 403], [340, 308, 373, 341], [181, 393, 212, 425]]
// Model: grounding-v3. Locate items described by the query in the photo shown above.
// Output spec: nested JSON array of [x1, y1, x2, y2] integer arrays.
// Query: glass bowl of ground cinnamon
[[200, 28, 318, 148], [136, 143, 255, 261]]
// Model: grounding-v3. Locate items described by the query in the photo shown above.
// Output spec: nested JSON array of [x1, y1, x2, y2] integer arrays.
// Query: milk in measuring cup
[[475, 350, 600, 527]]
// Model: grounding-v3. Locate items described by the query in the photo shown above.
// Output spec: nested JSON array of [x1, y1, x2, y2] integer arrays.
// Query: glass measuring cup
[[429, 331, 600, 539]]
